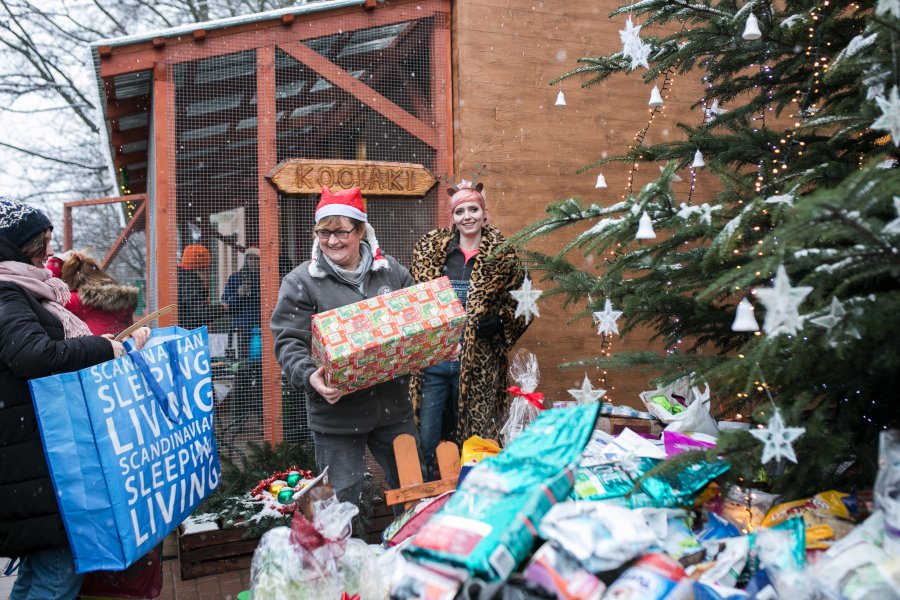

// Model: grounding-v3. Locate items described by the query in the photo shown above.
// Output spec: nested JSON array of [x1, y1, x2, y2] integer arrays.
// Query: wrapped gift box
[[311, 276, 465, 393]]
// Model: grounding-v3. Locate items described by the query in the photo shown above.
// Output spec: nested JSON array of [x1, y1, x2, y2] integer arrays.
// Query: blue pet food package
[[404, 404, 600, 582]]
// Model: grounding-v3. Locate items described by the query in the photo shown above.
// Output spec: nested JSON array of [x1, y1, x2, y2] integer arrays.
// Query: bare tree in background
[[0, 0, 308, 282], [0, 0, 307, 206]]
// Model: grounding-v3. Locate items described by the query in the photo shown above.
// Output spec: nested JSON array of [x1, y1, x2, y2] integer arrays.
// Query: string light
[[624, 67, 675, 197], [764, 1, 831, 191]]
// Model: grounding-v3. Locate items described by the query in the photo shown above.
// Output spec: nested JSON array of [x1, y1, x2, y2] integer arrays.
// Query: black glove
[[475, 313, 503, 339]]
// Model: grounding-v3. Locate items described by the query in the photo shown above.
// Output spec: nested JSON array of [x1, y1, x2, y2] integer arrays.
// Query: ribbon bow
[[507, 386, 545, 411], [340, 594, 361, 600], [289, 511, 350, 577]]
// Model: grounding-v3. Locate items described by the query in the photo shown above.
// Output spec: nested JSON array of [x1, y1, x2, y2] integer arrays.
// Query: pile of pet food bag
[[248, 390, 900, 599]]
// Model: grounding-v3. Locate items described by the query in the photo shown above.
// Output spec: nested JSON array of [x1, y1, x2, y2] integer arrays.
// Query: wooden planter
[[177, 524, 261, 580], [178, 480, 399, 580]]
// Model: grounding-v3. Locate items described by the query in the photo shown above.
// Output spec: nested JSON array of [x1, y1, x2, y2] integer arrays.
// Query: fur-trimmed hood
[[308, 222, 389, 278], [78, 282, 139, 313]]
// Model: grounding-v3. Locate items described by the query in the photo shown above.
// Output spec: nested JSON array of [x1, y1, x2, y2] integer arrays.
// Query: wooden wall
[[451, 0, 718, 407]]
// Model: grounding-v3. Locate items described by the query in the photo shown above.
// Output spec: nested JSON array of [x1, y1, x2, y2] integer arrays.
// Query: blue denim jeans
[[9, 546, 83, 600], [419, 360, 460, 481]]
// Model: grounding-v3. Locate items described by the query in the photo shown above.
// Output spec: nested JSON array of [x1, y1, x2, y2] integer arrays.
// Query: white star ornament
[[593, 298, 624, 336], [809, 297, 861, 348], [568, 375, 606, 405], [873, 86, 900, 147], [510, 276, 542, 324], [749, 408, 805, 464], [883, 197, 900, 235], [754, 265, 813, 336]]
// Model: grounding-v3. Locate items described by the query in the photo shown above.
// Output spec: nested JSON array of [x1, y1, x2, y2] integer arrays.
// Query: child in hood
[[47, 249, 138, 336]]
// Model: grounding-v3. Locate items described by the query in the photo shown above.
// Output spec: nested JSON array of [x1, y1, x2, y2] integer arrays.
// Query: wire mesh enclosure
[[146, 6, 451, 461]]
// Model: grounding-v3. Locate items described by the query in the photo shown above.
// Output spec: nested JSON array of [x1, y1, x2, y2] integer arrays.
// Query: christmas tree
[[510, 0, 900, 498]]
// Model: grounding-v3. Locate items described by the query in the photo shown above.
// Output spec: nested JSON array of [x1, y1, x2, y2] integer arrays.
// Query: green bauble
[[277, 488, 295, 504], [286, 471, 301, 487]]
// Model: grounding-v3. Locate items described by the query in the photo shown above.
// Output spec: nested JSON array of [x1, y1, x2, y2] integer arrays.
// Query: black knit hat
[[0, 197, 53, 248]]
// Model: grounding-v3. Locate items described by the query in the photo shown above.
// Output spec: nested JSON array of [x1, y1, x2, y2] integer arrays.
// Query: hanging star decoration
[[568, 374, 606, 405], [867, 81, 886, 102], [675, 202, 720, 224], [809, 296, 862, 348], [749, 408, 805, 464], [676, 203, 700, 220], [872, 86, 900, 147], [754, 265, 813, 336], [510, 275, 542, 324], [619, 16, 652, 70], [704, 99, 728, 124], [883, 197, 900, 235], [593, 298, 624, 336]]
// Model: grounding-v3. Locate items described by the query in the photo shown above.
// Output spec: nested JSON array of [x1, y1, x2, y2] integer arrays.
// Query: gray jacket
[[271, 252, 415, 434]]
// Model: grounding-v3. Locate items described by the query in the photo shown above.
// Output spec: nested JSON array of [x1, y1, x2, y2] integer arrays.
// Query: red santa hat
[[309, 186, 388, 277], [315, 186, 367, 223]]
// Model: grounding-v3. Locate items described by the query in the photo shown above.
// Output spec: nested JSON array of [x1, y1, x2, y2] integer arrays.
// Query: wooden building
[[77, 0, 707, 446]]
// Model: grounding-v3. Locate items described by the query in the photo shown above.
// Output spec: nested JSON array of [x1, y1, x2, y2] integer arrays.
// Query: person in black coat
[[0, 198, 148, 600]]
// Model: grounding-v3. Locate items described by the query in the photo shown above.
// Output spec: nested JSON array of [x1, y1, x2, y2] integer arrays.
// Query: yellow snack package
[[762, 490, 850, 527], [460, 435, 501, 465]]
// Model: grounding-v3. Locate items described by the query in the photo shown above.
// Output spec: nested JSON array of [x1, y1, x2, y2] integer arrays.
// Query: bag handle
[[129, 339, 183, 424]]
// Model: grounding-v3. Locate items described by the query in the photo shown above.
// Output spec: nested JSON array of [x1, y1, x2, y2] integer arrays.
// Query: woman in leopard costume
[[410, 182, 530, 478]]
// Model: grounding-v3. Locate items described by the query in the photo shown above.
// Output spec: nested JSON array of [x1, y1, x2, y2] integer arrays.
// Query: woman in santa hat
[[270, 186, 420, 511]]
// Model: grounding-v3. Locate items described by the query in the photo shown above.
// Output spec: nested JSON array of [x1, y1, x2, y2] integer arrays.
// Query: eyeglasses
[[315, 228, 355, 241]]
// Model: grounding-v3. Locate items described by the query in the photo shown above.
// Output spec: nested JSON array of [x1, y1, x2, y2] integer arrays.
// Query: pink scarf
[[0, 260, 93, 339]]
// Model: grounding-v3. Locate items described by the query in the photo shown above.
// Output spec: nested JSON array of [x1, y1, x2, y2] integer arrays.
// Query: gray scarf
[[320, 241, 374, 294]]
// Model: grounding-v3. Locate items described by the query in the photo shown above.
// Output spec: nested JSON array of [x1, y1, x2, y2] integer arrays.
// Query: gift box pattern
[[312, 277, 465, 393]]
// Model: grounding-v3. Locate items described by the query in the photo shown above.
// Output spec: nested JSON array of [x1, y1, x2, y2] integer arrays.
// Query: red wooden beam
[[256, 45, 283, 444], [153, 62, 175, 327], [113, 151, 148, 168], [280, 41, 437, 149], [63, 193, 147, 208], [96, 0, 449, 77], [63, 205, 73, 251], [100, 201, 146, 271], [110, 127, 149, 147], [105, 94, 151, 119], [433, 8, 453, 228]]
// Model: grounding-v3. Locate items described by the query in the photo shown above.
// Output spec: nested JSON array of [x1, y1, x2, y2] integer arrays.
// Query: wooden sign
[[267, 159, 437, 197]]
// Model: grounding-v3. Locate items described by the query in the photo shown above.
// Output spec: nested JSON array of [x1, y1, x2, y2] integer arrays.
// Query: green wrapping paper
[[405, 404, 600, 582]]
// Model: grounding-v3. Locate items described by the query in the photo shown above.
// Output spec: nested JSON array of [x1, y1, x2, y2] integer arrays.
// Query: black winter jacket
[[0, 236, 113, 557]]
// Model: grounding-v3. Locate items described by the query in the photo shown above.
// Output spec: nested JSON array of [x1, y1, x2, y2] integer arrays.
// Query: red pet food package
[[383, 491, 455, 548]]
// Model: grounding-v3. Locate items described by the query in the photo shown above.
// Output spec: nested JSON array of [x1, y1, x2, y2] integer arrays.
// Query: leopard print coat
[[409, 224, 530, 443]]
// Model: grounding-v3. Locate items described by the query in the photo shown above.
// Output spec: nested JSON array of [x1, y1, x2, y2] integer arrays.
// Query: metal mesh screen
[[172, 45, 263, 461], [162, 12, 447, 464], [65, 201, 148, 314]]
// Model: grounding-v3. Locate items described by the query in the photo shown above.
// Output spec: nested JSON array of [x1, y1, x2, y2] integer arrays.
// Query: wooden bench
[[384, 434, 461, 509]]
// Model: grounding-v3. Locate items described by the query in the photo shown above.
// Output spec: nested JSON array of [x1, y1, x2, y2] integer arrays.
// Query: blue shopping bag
[[29, 326, 221, 573]]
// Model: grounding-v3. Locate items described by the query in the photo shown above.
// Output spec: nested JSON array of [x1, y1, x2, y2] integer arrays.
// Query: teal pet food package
[[405, 404, 600, 582]]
